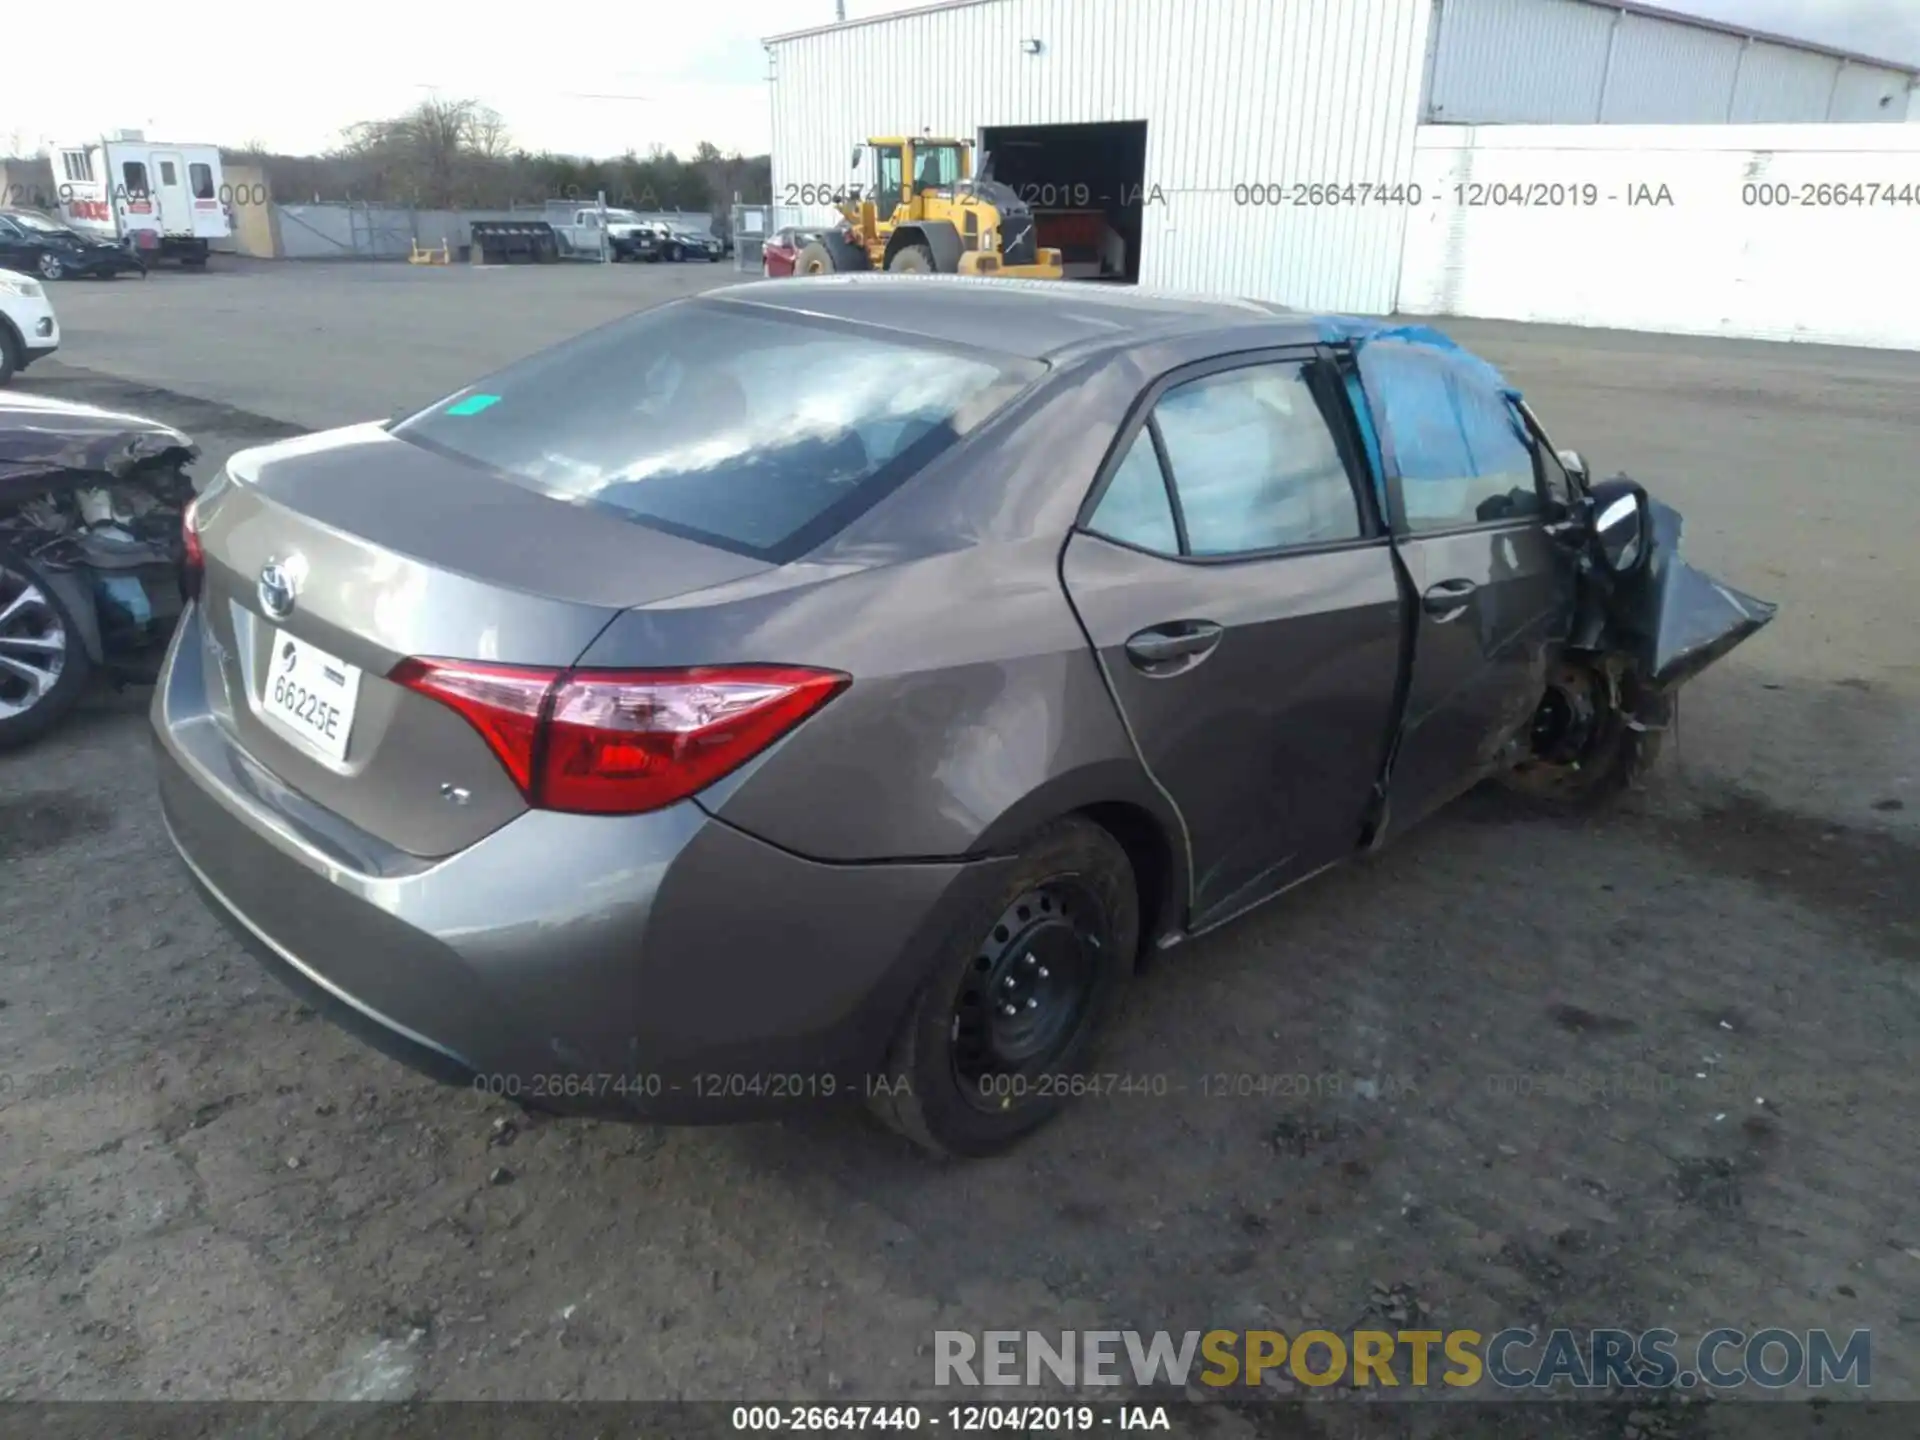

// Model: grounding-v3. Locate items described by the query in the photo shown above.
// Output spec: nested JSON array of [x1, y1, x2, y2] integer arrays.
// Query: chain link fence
[[275, 202, 545, 260], [271, 199, 732, 262]]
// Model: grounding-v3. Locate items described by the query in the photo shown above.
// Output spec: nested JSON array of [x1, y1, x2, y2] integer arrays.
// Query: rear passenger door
[[1061, 350, 1404, 928], [1357, 337, 1574, 834]]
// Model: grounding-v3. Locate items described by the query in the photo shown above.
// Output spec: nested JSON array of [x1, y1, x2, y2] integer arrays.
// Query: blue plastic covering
[[1315, 317, 1520, 401], [1315, 318, 1530, 514], [1342, 370, 1385, 508], [94, 575, 153, 629]]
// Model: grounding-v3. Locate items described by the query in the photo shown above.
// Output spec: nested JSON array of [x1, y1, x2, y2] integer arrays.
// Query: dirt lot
[[2, 263, 1916, 1422]]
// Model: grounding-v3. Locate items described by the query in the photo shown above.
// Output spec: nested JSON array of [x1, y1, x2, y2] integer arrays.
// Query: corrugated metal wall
[[1729, 42, 1849, 124], [1423, 0, 1616, 123], [1397, 123, 1920, 348], [1600, 14, 1744, 122], [1425, 0, 1917, 125], [767, 0, 1434, 313]]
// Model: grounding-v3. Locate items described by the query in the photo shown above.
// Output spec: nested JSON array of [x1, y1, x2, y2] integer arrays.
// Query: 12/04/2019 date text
[[469, 1072, 845, 1101], [1229, 181, 1675, 207], [730, 1404, 1168, 1431]]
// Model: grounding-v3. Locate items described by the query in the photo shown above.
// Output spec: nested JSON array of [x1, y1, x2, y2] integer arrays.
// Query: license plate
[[262, 630, 360, 762]]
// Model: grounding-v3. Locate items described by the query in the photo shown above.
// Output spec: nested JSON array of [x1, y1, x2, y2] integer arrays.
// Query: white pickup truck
[[553, 208, 659, 262]]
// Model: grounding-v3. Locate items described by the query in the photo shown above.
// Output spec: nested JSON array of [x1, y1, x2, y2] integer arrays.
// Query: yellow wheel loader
[[792, 136, 1064, 281]]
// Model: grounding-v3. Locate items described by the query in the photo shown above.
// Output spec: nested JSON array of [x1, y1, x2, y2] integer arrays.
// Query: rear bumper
[[153, 605, 1012, 1121]]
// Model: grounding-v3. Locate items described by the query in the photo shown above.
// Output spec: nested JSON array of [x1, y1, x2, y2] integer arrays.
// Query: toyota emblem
[[258, 561, 299, 620]]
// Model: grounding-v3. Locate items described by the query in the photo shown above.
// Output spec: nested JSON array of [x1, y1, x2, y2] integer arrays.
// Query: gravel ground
[[1, 263, 1916, 1423]]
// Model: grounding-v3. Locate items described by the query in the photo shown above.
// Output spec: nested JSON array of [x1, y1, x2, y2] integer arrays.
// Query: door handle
[[1124, 621, 1224, 669], [1422, 578, 1479, 617]]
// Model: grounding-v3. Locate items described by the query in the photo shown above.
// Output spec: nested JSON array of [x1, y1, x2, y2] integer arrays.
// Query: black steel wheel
[[869, 818, 1138, 1157], [949, 881, 1106, 1106], [1500, 659, 1664, 809]]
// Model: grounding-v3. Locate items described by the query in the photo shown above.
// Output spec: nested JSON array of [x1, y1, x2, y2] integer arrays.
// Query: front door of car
[[0, 217, 34, 269], [1061, 351, 1404, 928], [1357, 339, 1574, 834]]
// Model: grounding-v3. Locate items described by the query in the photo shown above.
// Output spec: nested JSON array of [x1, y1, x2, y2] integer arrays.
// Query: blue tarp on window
[[1342, 370, 1385, 508], [1314, 319, 1530, 515]]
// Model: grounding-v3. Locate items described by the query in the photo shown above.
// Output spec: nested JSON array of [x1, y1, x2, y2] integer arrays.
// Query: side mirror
[[1584, 476, 1650, 577], [1557, 448, 1590, 484], [850, 147, 864, 171]]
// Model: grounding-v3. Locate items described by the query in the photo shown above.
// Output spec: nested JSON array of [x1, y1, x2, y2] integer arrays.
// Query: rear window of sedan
[[394, 300, 1039, 562]]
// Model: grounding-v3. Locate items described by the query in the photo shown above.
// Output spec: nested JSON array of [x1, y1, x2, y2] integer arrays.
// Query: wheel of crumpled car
[[1498, 661, 1665, 809], [0, 552, 94, 750]]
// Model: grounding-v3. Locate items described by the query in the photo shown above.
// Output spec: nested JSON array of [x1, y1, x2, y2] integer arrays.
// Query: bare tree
[[234, 99, 769, 212], [337, 98, 511, 206], [470, 108, 512, 161]]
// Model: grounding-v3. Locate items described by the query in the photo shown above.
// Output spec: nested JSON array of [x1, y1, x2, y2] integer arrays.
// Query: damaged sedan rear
[[1, 392, 196, 747], [151, 278, 1774, 1158]]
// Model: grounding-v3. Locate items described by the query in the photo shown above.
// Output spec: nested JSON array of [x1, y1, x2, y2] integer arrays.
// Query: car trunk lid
[[190, 425, 774, 857]]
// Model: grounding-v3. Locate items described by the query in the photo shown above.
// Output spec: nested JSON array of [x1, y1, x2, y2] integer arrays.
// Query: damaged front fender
[[1594, 496, 1777, 696], [0, 391, 198, 504], [1, 391, 199, 680]]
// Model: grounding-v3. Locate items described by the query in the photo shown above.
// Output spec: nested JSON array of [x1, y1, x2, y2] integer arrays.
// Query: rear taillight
[[389, 659, 848, 816], [180, 497, 205, 601]]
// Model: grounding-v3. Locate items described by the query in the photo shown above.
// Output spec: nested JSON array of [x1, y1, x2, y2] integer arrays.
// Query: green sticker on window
[[445, 394, 500, 416]]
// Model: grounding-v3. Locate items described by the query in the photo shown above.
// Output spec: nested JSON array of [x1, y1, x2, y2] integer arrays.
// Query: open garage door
[[978, 121, 1147, 283]]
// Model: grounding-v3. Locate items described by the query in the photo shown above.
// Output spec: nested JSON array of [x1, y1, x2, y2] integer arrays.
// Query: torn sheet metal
[[1608, 500, 1778, 691], [0, 391, 197, 505], [1317, 319, 1776, 693], [1, 391, 197, 666]]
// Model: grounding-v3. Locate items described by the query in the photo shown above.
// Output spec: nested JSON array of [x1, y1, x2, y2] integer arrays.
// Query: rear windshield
[[395, 301, 1038, 561]]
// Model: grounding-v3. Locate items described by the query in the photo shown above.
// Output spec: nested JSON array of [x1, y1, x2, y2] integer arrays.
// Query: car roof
[[704, 275, 1322, 361]]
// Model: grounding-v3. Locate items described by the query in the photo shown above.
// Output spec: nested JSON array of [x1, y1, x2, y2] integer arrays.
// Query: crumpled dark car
[[0, 391, 195, 747], [150, 278, 1774, 1157], [0, 209, 147, 282]]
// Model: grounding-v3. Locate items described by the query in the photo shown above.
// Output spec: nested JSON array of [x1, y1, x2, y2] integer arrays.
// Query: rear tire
[[0, 553, 93, 750], [887, 243, 937, 273], [868, 818, 1138, 1158], [36, 252, 65, 281]]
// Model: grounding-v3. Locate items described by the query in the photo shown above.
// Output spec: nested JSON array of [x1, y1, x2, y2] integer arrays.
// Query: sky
[[1, 0, 1914, 162]]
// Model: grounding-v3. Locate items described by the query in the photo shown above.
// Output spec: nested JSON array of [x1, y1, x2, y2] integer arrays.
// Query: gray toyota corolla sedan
[[152, 275, 1773, 1156]]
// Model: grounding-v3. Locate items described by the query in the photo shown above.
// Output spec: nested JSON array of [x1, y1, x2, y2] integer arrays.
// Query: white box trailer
[[44, 131, 231, 267]]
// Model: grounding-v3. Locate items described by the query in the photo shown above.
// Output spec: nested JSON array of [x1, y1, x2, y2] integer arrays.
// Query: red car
[[762, 226, 823, 278]]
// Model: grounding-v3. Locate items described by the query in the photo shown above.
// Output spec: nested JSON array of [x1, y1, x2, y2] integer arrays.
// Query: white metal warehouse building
[[763, 0, 1920, 346]]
